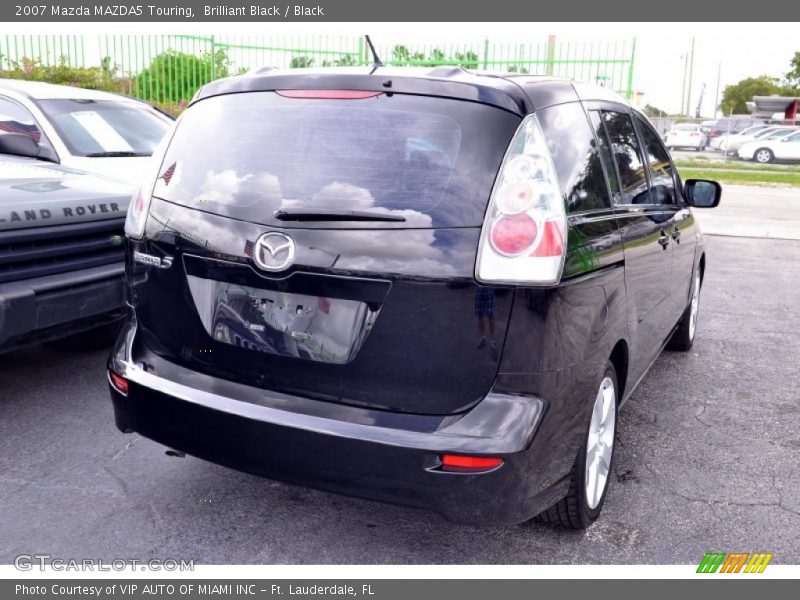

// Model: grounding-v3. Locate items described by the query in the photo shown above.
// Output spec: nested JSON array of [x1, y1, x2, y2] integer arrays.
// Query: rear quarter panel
[[493, 211, 627, 489]]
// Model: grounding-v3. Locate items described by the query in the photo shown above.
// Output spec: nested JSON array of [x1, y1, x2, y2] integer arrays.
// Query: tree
[[321, 54, 358, 67], [136, 49, 231, 105], [289, 55, 314, 69], [719, 75, 782, 114], [784, 51, 800, 92], [390, 45, 475, 67], [506, 64, 529, 74], [644, 104, 668, 118], [429, 48, 446, 64], [0, 55, 131, 95], [453, 51, 479, 69]]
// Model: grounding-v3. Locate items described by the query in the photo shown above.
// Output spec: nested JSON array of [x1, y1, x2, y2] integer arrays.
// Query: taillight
[[124, 185, 152, 239], [125, 118, 177, 239], [490, 214, 538, 255], [440, 454, 504, 472], [475, 114, 566, 285], [108, 371, 129, 396], [276, 90, 383, 100]]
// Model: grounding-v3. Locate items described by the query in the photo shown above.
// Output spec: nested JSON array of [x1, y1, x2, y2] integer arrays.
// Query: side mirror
[[684, 179, 721, 208], [0, 132, 40, 159]]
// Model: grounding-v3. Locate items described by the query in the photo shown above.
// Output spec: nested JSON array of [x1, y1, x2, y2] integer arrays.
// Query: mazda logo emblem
[[253, 232, 295, 272]]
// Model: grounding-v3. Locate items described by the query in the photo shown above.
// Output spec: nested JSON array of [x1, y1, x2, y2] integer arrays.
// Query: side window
[[535, 103, 612, 213], [784, 133, 800, 142], [601, 110, 649, 205], [0, 97, 42, 143], [589, 110, 619, 194], [635, 114, 676, 205]]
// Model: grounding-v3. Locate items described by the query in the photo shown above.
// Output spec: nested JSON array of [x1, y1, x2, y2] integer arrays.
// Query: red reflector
[[490, 214, 538, 256], [108, 371, 129, 396], [441, 454, 503, 470], [276, 90, 383, 100], [530, 220, 565, 257]]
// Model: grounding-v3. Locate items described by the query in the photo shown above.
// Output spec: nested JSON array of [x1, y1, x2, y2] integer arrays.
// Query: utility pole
[[685, 37, 695, 118], [695, 83, 706, 118], [713, 61, 722, 118], [680, 53, 689, 115]]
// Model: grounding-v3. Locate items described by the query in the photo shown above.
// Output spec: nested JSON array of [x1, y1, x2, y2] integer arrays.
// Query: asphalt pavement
[[694, 185, 800, 240], [1, 221, 799, 565]]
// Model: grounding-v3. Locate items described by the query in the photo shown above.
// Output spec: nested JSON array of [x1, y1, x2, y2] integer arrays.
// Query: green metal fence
[[1, 34, 636, 110]]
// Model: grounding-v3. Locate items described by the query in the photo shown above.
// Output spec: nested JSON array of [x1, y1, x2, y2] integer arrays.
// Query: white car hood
[[61, 156, 156, 187]]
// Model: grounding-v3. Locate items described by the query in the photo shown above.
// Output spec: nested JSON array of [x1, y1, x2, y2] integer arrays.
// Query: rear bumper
[[0, 262, 125, 352], [108, 320, 569, 526]]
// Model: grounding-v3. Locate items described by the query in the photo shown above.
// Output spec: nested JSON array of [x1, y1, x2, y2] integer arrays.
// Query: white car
[[0, 79, 172, 186], [664, 123, 706, 150], [721, 125, 797, 155], [717, 125, 771, 153], [738, 130, 800, 163]]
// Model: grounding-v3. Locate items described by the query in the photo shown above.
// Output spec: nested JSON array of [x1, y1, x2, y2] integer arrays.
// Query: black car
[[108, 67, 721, 528]]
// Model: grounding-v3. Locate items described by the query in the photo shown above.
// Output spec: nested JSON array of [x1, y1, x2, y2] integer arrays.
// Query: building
[[747, 96, 799, 124]]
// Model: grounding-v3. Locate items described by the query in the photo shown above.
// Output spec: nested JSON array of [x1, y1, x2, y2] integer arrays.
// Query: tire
[[47, 321, 124, 352], [668, 268, 701, 351], [754, 148, 774, 164], [537, 362, 618, 529]]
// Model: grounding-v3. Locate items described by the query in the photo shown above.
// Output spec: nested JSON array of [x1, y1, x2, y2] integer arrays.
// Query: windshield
[[765, 128, 797, 139], [152, 91, 520, 228], [739, 125, 766, 136], [37, 99, 170, 157]]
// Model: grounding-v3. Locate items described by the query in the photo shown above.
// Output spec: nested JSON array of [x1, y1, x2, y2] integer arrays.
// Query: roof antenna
[[365, 35, 383, 68]]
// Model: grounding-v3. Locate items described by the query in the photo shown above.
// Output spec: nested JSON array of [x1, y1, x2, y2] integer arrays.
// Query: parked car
[[107, 68, 721, 529], [0, 131, 131, 352], [707, 116, 765, 144], [699, 120, 716, 136], [665, 123, 707, 150], [722, 125, 798, 156], [716, 124, 772, 153], [738, 130, 800, 163], [0, 79, 172, 186]]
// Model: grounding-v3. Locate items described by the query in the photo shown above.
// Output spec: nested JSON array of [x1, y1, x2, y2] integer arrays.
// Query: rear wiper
[[83, 151, 151, 157], [273, 208, 406, 222]]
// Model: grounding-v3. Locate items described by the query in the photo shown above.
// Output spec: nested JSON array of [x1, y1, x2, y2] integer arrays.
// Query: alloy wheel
[[689, 271, 701, 340], [585, 376, 616, 509], [755, 149, 772, 163]]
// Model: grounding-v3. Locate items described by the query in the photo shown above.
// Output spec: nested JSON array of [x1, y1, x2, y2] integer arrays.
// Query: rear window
[[153, 92, 521, 228]]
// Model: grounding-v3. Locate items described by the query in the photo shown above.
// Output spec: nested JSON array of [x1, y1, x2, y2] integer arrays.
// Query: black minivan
[[108, 67, 721, 528]]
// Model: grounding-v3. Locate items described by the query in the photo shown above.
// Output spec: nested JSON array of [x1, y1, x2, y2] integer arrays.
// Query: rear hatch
[[133, 90, 521, 415]]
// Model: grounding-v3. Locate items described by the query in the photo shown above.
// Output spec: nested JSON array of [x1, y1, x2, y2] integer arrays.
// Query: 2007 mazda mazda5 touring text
[[107, 66, 721, 528]]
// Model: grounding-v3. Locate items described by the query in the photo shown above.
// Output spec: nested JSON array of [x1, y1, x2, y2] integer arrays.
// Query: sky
[[16, 22, 800, 117]]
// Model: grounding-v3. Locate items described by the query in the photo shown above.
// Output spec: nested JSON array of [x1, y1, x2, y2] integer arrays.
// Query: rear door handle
[[658, 231, 670, 247]]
